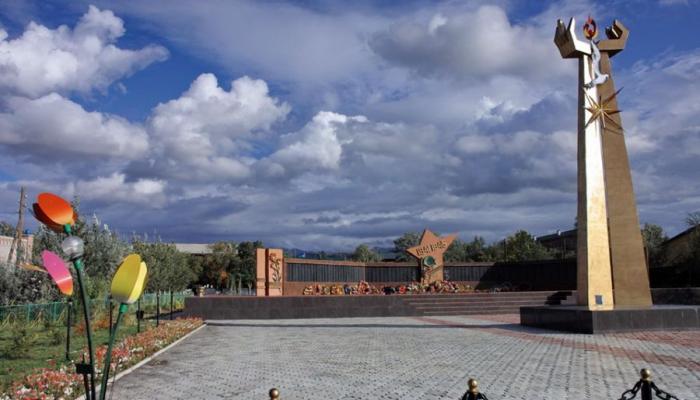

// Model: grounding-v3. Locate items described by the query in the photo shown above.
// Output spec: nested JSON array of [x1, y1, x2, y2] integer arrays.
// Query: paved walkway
[[111, 315, 699, 399]]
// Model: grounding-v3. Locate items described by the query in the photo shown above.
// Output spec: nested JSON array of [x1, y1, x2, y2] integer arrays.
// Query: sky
[[0, 0, 699, 250]]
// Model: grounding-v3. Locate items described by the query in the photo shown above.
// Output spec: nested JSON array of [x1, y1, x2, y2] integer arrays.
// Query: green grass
[[0, 316, 165, 392]]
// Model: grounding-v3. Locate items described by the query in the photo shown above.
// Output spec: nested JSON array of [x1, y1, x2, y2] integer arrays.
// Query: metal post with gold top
[[460, 378, 489, 400], [269, 388, 280, 399]]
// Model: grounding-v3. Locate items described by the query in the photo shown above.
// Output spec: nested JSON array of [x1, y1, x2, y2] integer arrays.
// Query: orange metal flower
[[32, 193, 77, 232]]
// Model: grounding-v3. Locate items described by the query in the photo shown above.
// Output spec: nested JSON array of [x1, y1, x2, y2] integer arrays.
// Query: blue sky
[[0, 0, 699, 250]]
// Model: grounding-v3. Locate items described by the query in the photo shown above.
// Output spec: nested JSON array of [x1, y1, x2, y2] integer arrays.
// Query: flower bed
[[1, 318, 203, 400]]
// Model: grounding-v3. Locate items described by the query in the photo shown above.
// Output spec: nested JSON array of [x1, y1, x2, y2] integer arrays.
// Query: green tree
[[496, 230, 553, 262], [233, 241, 263, 293], [641, 223, 668, 268], [0, 262, 56, 305], [465, 236, 494, 262], [352, 244, 380, 262], [198, 241, 238, 291], [169, 250, 196, 292], [393, 232, 420, 261], [686, 211, 700, 227], [444, 239, 467, 262], [132, 239, 187, 294], [0, 221, 14, 236]]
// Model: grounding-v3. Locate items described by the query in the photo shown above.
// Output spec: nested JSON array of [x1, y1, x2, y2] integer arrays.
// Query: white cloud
[[110, 0, 384, 85], [456, 134, 494, 154], [139, 73, 290, 182], [265, 112, 357, 176], [70, 173, 166, 206], [0, 93, 149, 159], [0, 5, 168, 98], [370, 5, 570, 81]]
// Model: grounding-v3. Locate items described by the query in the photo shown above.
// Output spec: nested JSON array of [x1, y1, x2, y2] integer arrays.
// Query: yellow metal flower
[[111, 254, 147, 304]]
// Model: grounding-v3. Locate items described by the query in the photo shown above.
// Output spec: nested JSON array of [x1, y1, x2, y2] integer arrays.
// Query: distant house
[[648, 225, 699, 287], [0, 234, 34, 265], [174, 243, 213, 256], [536, 229, 577, 258], [660, 225, 699, 268]]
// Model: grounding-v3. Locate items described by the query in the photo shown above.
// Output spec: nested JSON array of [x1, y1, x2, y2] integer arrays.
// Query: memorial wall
[[257, 252, 576, 295]]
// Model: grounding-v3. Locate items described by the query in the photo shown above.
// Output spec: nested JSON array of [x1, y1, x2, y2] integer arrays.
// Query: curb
[[75, 323, 207, 400]]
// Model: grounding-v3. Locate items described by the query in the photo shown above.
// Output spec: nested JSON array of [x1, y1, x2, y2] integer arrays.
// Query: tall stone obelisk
[[554, 18, 652, 309]]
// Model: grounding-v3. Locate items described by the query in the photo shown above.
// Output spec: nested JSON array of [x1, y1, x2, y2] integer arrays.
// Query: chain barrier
[[264, 368, 683, 400], [617, 369, 682, 400]]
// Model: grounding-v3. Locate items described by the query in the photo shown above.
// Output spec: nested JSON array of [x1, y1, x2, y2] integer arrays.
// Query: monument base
[[520, 305, 700, 334]]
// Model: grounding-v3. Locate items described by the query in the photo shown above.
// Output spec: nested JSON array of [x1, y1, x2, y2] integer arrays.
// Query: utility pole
[[7, 186, 26, 266]]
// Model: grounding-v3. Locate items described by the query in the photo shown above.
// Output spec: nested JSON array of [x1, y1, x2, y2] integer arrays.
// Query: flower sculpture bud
[[111, 254, 148, 305], [40, 250, 73, 296], [33, 192, 77, 232]]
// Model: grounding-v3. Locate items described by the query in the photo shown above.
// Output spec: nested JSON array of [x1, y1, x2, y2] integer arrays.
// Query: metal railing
[[265, 368, 683, 400], [0, 292, 188, 324]]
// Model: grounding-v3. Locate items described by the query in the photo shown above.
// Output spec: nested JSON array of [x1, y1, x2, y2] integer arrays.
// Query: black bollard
[[170, 290, 174, 320], [640, 369, 652, 400], [156, 292, 160, 327]]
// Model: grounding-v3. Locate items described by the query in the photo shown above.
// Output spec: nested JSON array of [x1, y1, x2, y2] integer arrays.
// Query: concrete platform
[[520, 305, 700, 334], [184, 291, 571, 320]]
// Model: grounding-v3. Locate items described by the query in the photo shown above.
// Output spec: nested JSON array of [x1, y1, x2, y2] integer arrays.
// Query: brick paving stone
[[111, 316, 699, 400]]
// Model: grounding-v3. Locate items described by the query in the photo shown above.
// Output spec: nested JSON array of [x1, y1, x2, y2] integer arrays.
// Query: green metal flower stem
[[65, 298, 72, 361], [99, 303, 127, 400], [65, 224, 96, 400]]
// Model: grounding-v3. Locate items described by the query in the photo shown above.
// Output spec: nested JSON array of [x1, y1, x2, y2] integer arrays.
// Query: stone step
[[404, 299, 559, 307], [413, 303, 547, 311], [411, 300, 553, 310], [403, 295, 553, 304], [422, 308, 522, 315], [403, 291, 571, 298]]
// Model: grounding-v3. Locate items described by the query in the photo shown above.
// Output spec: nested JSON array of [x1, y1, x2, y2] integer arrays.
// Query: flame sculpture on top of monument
[[554, 17, 652, 309]]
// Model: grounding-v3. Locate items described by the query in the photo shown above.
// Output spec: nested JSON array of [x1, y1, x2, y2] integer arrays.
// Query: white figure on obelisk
[[582, 18, 609, 89]]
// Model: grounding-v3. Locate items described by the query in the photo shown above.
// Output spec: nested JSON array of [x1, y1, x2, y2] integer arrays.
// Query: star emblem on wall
[[406, 229, 456, 282], [583, 87, 623, 134]]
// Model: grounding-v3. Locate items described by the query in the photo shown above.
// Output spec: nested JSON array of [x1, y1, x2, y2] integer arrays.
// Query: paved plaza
[[112, 315, 699, 399]]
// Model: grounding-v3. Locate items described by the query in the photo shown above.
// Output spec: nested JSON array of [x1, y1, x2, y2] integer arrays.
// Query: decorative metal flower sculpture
[[31, 192, 149, 400], [32, 192, 97, 400], [40, 250, 74, 296], [99, 254, 147, 400]]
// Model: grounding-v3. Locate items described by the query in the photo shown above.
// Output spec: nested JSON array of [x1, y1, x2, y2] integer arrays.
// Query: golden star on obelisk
[[406, 229, 456, 283], [583, 87, 623, 133]]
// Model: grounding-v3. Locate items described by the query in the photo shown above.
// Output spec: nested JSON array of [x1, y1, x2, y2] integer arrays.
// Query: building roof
[[536, 229, 577, 243], [174, 243, 212, 255], [663, 225, 699, 245]]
